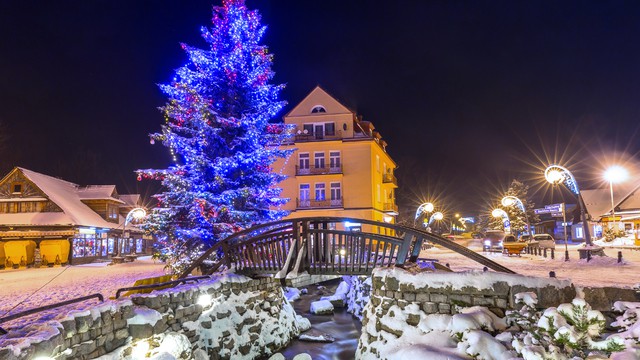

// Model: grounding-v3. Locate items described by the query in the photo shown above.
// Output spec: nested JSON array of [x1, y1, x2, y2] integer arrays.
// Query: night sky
[[1, 1, 639, 218]]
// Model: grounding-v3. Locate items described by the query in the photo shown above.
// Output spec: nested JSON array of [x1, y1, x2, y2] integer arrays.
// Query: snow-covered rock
[[310, 300, 334, 315]]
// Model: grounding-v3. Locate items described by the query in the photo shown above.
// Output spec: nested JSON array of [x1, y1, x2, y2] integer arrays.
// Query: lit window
[[315, 183, 326, 200], [314, 152, 325, 169]]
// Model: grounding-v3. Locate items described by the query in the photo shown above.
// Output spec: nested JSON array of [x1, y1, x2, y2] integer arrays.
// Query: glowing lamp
[[492, 209, 506, 218], [197, 294, 213, 307], [604, 165, 628, 184], [432, 212, 444, 221], [545, 168, 565, 185]]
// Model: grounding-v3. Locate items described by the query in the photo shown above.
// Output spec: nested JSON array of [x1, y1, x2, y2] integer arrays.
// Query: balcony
[[382, 173, 397, 186], [297, 198, 343, 209], [296, 164, 343, 176], [383, 202, 399, 215], [294, 130, 343, 142]]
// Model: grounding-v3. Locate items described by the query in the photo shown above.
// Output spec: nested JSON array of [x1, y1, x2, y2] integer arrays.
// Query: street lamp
[[544, 165, 593, 247], [492, 208, 511, 234], [116, 207, 147, 259], [425, 211, 444, 231], [604, 165, 628, 233], [501, 196, 532, 237], [414, 202, 434, 227]]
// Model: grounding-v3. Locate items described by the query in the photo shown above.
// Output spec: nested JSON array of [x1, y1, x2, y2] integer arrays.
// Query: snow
[[0, 256, 166, 327], [374, 267, 571, 291], [284, 287, 301, 301], [424, 240, 640, 288], [126, 307, 163, 326], [309, 300, 334, 314]]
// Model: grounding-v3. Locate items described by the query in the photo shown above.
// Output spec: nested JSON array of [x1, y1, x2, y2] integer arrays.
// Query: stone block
[[153, 319, 168, 334], [438, 303, 451, 314], [430, 293, 448, 303], [450, 294, 472, 306], [384, 276, 400, 292], [129, 324, 153, 339], [421, 302, 438, 314], [115, 328, 130, 340], [472, 296, 494, 307], [78, 341, 97, 355], [415, 293, 430, 302], [401, 292, 416, 302], [75, 315, 93, 333], [495, 298, 508, 309], [60, 319, 76, 338]]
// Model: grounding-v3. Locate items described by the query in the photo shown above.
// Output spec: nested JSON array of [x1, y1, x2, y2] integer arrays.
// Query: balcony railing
[[383, 202, 399, 215], [294, 130, 343, 142], [296, 164, 343, 176], [382, 173, 397, 185], [297, 198, 343, 209]]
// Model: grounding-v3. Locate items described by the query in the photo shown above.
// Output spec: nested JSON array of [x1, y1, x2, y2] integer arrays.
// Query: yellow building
[[274, 86, 398, 230]]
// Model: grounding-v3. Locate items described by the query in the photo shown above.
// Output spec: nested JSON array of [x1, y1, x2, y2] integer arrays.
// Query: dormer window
[[12, 183, 23, 194], [311, 105, 326, 114]]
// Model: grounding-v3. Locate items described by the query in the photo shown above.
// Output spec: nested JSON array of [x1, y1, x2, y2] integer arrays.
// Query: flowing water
[[279, 279, 362, 360]]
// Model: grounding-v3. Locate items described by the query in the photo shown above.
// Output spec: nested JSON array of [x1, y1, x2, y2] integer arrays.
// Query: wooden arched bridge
[[180, 217, 514, 279]]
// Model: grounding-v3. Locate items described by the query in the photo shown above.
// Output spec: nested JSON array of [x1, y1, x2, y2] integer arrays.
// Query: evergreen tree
[[137, 0, 292, 272], [488, 179, 540, 234]]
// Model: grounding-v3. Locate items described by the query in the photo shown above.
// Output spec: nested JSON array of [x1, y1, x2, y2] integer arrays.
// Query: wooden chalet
[[0, 167, 151, 266]]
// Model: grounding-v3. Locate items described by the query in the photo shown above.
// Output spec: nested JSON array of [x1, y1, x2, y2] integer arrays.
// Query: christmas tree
[[137, 0, 292, 273], [488, 179, 539, 234]]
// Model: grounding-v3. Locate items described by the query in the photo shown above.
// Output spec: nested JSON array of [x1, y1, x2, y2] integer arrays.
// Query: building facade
[[0, 167, 151, 266], [274, 86, 398, 231]]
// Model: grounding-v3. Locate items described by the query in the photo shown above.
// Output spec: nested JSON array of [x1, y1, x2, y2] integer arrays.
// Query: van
[[483, 230, 506, 251]]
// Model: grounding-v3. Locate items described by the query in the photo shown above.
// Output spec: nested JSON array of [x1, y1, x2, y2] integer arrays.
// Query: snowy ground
[[0, 256, 166, 326], [427, 239, 640, 288]]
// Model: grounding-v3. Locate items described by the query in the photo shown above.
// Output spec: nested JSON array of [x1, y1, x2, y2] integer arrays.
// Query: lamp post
[[492, 208, 511, 234], [544, 165, 593, 247], [116, 207, 147, 259], [501, 196, 531, 238], [604, 165, 628, 233], [414, 202, 434, 227]]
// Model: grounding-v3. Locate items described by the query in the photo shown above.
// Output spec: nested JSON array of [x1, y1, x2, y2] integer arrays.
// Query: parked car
[[533, 234, 556, 249], [483, 230, 506, 251]]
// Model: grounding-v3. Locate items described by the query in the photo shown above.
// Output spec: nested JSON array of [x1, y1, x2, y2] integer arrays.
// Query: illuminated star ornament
[[136, 0, 292, 273]]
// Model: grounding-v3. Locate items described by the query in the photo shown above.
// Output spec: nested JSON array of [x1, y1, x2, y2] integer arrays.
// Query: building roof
[[581, 180, 640, 218], [0, 167, 130, 229], [284, 85, 354, 118]]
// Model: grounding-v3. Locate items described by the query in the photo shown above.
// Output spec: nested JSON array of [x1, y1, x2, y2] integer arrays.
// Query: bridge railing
[[179, 217, 515, 279]]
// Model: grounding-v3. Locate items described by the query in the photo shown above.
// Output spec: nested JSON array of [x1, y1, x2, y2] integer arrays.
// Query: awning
[[620, 215, 640, 221], [0, 230, 76, 239]]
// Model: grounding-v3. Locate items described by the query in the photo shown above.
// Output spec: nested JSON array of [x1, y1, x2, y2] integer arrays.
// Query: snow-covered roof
[[77, 185, 124, 204], [7, 168, 126, 229], [581, 181, 640, 218], [119, 194, 140, 207]]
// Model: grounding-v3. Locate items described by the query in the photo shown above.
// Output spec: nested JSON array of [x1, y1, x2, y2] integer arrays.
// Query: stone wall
[[0, 274, 304, 360], [370, 268, 575, 318]]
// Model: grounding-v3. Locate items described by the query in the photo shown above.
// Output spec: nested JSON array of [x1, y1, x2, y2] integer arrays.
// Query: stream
[[279, 278, 362, 360]]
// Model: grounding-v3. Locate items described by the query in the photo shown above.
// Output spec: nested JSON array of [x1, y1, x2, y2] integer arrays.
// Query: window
[[575, 227, 583, 239], [299, 184, 310, 200], [383, 163, 387, 175], [329, 151, 341, 169], [108, 205, 118, 219], [325, 122, 335, 136], [384, 189, 388, 203], [376, 184, 381, 202], [315, 183, 326, 200], [314, 152, 325, 169], [376, 155, 380, 172], [330, 182, 341, 200], [299, 184, 310, 207], [303, 124, 314, 135], [12, 183, 22, 194], [299, 153, 310, 169], [311, 105, 326, 113]]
